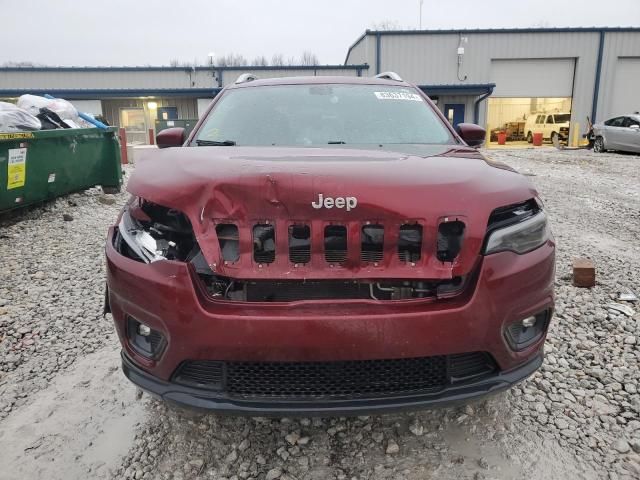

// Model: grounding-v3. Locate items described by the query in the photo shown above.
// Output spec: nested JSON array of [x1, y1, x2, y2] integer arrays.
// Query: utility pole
[[419, 0, 424, 29]]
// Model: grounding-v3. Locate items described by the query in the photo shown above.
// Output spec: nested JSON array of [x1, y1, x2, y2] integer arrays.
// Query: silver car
[[593, 114, 640, 154]]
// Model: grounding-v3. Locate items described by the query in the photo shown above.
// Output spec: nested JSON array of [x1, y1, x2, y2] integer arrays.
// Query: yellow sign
[[0, 132, 34, 141], [7, 148, 27, 190]]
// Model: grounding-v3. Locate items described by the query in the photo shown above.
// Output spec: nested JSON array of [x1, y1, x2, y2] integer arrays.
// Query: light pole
[[419, 0, 424, 29]]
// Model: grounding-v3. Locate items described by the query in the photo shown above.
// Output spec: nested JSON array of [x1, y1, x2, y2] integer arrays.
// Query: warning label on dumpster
[[0, 132, 34, 142], [7, 148, 27, 190]]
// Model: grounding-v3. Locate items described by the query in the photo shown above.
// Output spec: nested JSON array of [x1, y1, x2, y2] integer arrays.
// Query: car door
[[621, 117, 640, 153], [544, 115, 554, 138], [534, 115, 544, 136], [607, 117, 627, 149]]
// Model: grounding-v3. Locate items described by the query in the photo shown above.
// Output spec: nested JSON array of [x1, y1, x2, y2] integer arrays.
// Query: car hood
[[127, 146, 536, 279]]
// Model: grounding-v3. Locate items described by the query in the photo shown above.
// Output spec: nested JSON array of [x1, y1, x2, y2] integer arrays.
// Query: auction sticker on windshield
[[374, 91, 423, 101], [7, 148, 27, 190]]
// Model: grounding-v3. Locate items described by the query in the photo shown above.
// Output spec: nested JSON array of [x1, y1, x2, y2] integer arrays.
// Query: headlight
[[118, 209, 167, 263], [116, 199, 195, 263], [484, 211, 549, 255]]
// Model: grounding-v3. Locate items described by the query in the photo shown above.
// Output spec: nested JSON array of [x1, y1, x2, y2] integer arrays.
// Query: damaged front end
[[112, 197, 473, 304]]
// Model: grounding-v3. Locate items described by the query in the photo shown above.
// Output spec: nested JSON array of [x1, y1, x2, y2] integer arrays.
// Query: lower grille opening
[[361, 224, 384, 263], [324, 225, 347, 264], [197, 275, 467, 302], [253, 224, 275, 264], [172, 352, 497, 399], [437, 220, 465, 262], [289, 224, 311, 264]]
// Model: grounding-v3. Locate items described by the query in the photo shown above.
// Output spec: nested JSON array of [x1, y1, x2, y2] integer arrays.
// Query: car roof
[[226, 75, 412, 89]]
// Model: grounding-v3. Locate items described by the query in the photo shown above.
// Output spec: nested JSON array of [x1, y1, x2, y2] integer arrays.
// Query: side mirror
[[156, 127, 186, 148], [456, 123, 486, 147]]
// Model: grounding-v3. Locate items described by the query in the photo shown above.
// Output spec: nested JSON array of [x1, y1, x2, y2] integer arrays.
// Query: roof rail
[[235, 73, 258, 84], [374, 71, 403, 82]]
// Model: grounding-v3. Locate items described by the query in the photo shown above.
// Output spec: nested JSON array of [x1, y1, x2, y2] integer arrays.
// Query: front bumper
[[106, 226, 555, 413], [122, 350, 543, 415]]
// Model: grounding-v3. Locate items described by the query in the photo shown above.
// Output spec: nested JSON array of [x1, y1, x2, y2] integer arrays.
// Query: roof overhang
[[0, 88, 222, 99], [419, 84, 495, 97]]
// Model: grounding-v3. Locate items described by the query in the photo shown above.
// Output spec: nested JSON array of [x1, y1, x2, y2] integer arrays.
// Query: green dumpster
[[0, 127, 122, 213]]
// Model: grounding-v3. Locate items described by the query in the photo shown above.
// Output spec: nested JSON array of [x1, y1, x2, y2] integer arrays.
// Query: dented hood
[[127, 146, 536, 279]]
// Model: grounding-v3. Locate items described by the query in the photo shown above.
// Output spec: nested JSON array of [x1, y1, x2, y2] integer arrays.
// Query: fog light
[[138, 324, 151, 336], [126, 317, 165, 359], [505, 310, 551, 351]]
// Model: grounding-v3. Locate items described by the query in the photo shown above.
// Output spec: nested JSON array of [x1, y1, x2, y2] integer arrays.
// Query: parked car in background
[[592, 114, 640, 154], [525, 113, 571, 144]]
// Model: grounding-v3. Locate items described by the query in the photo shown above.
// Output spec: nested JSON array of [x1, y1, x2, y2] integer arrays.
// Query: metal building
[[346, 27, 640, 145]]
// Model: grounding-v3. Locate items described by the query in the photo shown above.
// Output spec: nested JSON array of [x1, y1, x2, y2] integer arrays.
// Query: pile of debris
[[0, 94, 105, 133]]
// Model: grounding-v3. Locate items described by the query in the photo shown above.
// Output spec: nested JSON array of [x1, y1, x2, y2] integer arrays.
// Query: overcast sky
[[1, 0, 638, 66]]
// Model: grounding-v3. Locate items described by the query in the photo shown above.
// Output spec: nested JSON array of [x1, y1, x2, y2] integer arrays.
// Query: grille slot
[[216, 224, 239, 262], [398, 224, 423, 262], [361, 224, 384, 263], [437, 220, 465, 262], [288, 224, 311, 264], [253, 224, 275, 264], [173, 352, 497, 399], [324, 225, 347, 264]]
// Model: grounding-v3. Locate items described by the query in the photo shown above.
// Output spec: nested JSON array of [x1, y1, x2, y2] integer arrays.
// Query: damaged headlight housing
[[484, 200, 550, 255], [116, 198, 196, 263]]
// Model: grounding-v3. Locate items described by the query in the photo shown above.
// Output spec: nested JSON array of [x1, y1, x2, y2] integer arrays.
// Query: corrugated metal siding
[[0, 70, 213, 90], [377, 31, 601, 134], [346, 36, 375, 67], [101, 98, 198, 127], [597, 32, 640, 120]]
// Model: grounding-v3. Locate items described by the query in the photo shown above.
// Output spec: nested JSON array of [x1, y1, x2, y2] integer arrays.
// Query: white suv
[[525, 113, 571, 143]]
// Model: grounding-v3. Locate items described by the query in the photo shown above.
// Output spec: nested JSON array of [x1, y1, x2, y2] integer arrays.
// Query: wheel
[[526, 132, 533, 143], [551, 132, 559, 144], [593, 136, 605, 153]]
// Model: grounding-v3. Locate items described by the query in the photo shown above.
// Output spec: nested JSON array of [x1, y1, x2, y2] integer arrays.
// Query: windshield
[[194, 84, 454, 147], [554, 114, 571, 123]]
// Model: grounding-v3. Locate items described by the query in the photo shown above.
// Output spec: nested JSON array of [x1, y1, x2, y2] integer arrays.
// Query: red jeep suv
[[105, 73, 555, 414]]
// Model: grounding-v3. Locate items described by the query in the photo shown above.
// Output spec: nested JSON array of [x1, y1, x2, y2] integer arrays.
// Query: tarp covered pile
[[0, 95, 94, 133]]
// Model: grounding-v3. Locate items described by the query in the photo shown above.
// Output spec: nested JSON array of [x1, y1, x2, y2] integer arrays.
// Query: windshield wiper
[[327, 140, 346, 144], [195, 139, 237, 146]]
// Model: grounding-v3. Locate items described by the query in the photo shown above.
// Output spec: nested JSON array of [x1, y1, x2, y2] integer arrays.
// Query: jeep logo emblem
[[311, 193, 357, 211]]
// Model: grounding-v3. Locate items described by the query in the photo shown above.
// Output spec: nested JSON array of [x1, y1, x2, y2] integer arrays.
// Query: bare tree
[[371, 20, 402, 31], [251, 55, 269, 66], [271, 54, 285, 66], [169, 58, 195, 67], [216, 53, 249, 67], [1, 61, 44, 67], [286, 56, 297, 66], [300, 51, 319, 66]]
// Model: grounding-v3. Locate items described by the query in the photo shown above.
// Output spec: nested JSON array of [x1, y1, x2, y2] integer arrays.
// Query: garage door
[[610, 58, 640, 117], [490, 59, 575, 97]]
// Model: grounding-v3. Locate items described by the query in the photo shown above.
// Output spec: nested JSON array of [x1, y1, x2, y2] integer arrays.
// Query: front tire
[[551, 132, 559, 144], [594, 136, 605, 153], [526, 132, 533, 143]]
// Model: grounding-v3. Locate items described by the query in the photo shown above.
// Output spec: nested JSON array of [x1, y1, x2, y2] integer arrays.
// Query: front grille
[[212, 220, 465, 266], [172, 352, 496, 399]]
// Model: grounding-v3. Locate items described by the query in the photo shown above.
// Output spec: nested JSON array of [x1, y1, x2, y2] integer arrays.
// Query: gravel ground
[[0, 148, 639, 480]]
